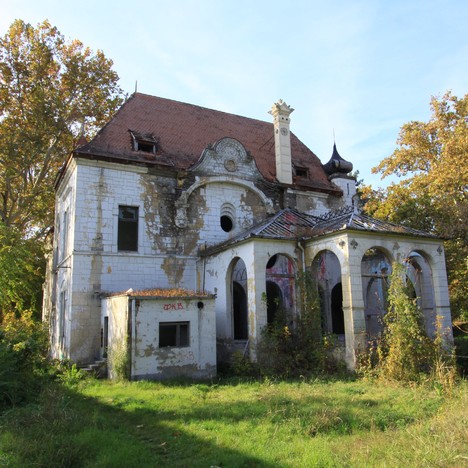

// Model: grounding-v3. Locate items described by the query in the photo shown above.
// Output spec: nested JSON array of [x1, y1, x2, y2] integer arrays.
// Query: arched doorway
[[331, 283, 345, 334], [406, 251, 436, 336], [265, 254, 295, 325], [233, 281, 248, 339], [230, 258, 248, 341], [311, 250, 343, 336], [266, 280, 283, 324], [361, 248, 392, 340]]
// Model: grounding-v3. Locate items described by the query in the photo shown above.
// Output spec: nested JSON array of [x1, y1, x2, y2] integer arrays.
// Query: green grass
[[1, 377, 467, 467]]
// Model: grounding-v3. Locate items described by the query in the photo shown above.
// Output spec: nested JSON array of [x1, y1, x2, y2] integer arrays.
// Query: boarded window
[[118, 206, 138, 251], [159, 322, 190, 347]]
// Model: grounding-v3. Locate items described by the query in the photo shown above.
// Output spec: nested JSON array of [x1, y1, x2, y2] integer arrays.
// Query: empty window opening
[[266, 254, 278, 269], [118, 205, 138, 251], [220, 215, 233, 232], [130, 130, 158, 153], [159, 322, 189, 347], [331, 283, 345, 335], [266, 281, 283, 324], [295, 167, 308, 178], [138, 142, 155, 153], [233, 281, 248, 340]]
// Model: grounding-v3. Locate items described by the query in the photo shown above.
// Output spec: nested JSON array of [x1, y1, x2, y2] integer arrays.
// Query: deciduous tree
[[362, 92, 468, 320], [0, 19, 124, 317], [0, 19, 124, 236]]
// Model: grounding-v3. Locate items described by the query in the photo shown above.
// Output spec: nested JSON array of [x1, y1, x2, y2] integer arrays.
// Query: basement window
[[159, 322, 190, 347], [118, 205, 138, 251], [130, 130, 158, 153]]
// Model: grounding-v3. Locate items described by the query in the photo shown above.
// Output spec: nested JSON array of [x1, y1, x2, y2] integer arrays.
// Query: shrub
[[257, 272, 343, 378], [108, 339, 129, 380], [0, 311, 49, 407], [367, 263, 457, 388]]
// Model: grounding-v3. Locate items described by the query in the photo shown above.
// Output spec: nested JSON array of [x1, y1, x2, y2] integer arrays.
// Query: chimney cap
[[269, 99, 294, 118]]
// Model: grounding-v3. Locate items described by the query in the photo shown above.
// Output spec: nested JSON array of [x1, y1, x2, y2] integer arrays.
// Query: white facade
[[44, 94, 453, 376]]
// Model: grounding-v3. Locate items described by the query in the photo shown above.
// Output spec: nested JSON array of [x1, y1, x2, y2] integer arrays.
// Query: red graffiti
[[163, 303, 184, 311]]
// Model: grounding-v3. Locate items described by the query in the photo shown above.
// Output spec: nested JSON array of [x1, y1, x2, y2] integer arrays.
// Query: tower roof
[[322, 143, 353, 176]]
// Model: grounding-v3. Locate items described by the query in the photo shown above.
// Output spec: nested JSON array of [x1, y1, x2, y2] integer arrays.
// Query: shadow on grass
[[0, 381, 277, 467], [0, 376, 445, 467]]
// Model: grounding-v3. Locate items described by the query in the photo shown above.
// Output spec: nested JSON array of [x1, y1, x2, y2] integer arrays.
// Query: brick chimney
[[269, 100, 294, 184]]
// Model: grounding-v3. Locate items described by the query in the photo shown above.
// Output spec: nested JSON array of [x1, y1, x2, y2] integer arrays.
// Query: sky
[[1, 0, 467, 188]]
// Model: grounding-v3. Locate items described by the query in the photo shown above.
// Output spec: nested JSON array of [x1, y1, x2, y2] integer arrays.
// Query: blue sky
[[1, 0, 467, 188]]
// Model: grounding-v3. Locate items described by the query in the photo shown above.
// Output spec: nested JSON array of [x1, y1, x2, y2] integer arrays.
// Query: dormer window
[[130, 130, 158, 154], [295, 166, 308, 178]]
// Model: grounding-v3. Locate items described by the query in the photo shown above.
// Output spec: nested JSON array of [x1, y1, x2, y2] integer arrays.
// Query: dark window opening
[[233, 281, 248, 340], [137, 142, 155, 153], [220, 215, 233, 232], [331, 283, 345, 334], [295, 167, 308, 178], [159, 322, 189, 347], [266, 254, 278, 269], [130, 130, 158, 154], [118, 205, 138, 251], [266, 281, 282, 324]]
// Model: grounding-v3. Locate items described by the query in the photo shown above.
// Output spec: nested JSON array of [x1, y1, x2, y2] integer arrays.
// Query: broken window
[[129, 130, 158, 153], [220, 203, 235, 232], [295, 166, 308, 178], [220, 215, 233, 232], [159, 322, 190, 347], [118, 205, 138, 251]]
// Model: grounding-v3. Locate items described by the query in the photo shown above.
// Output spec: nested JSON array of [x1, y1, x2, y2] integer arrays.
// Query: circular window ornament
[[224, 159, 237, 172]]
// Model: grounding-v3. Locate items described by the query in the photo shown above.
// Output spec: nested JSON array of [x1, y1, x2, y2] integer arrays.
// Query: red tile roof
[[75, 93, 337, 193]]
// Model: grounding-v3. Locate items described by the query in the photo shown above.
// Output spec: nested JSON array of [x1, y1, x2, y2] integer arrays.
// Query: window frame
[[117, 205, 139, 252], [159, 321, 190, 348]]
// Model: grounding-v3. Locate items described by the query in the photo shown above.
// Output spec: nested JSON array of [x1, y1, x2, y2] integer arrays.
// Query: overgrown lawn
[[1, 378, 466, 467]]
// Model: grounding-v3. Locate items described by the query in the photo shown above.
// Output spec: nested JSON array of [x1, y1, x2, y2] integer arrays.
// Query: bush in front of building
[[0, 311, 49, 407], [257, 273, 345, 378]]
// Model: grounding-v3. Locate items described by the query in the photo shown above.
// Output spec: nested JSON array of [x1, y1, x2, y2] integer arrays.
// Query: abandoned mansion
[[43, 93, 453, 379]]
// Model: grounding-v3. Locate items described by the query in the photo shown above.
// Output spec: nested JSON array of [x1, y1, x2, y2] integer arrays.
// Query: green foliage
[[1, 378, 466, 467], [376, 263, 434, 381], [228, 350, 257, 376], [109, 339, 129, 381], [53, 360, 87, 386], [0, 19, 124, 235], [453, 322, 468, 377], [257, 272, 344, 378], [0, 222, 45, 319], [362, 263, 458, 389], [0, 311, 49, 407], [0, 19, 124, 318], [361, 92, 468, 320]]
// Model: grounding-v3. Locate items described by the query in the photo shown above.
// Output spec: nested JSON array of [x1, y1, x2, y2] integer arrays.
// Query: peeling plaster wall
[[121, 296, 217, 380], [102, 295, 128, 379], [203, 239, 299, 360], [188, 181, 267, 249], [305, 232, 453, 369]]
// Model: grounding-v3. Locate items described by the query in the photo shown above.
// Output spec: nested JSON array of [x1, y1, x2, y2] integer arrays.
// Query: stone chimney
[[269, 100, 294, 184]]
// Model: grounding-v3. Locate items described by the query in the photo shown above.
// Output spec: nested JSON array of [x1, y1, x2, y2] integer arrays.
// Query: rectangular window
[[118, 205, 138, 251], [61, 211, 68, 260], [159, 322, 190, 348], [295, 167, 308, 178]]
